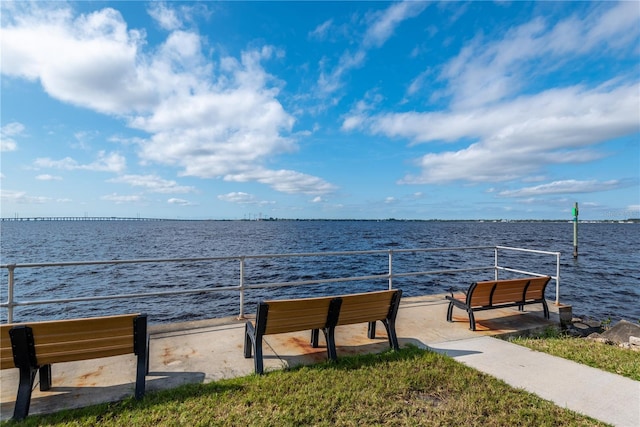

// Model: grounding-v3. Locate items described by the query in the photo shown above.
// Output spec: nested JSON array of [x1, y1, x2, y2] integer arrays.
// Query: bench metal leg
[[253, 335, 264, 374], [324, 327, 338, 361], [244, 321, 265, 374], [145, 334, 150, 375], [541, 300, 550, 319], [9, 325, 38, 420], [310, 329, 320, 348], [135, 352, 147, 399], [367, 321, 377, 339], [446, 301, 454, 322], [244, 322, 254, 358], [468, 310, 476, 331], [39, 364, 52, 391], [133, 315, 148, 399], [381, 319, 400, 351], [14, 366, 37, 420]]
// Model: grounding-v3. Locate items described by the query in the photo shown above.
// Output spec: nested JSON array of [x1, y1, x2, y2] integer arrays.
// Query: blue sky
[[1, 1, 639, 220]]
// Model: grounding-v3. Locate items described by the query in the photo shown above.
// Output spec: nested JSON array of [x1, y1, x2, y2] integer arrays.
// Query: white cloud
[[1, 122, 25, 152], [347, 80, 639, 185], [147, 2, 182, 31], [1, 139, 17, 152], [0, 189, 51, 204], [309, 19, 333, 41], [317, 1, 426, 98], [108, 174, 195, 194], [72, 130, 99, 150], [317, 49, 366, 96], [363, 1, 428, 48], [167, 197, 196, 206], [224, 168, 336, 195], [33, 151, 126, 173], [218, 192, 254, 204], [217, 191, 274, 206], [437, 1, 640, 109], [1, 4, 152, 114], [101, 193, 144, 204], [1, 3, 333, 196], [498, 179, 627, 198], [36, 174, 63, 181]]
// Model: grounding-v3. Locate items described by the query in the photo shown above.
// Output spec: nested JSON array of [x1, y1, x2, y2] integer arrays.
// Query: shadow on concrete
[[428, 346, 483, 358], [266, 336, 430, 373], [0, 371, 207, 421]]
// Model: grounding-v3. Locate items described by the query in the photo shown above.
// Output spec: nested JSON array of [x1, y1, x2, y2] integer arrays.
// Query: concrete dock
[[1, 294, 638, 426]]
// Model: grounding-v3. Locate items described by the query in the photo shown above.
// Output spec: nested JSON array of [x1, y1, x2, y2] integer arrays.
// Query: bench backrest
[[336, 290, 399, 326], [468, 277, 551, 307], [1, 325, 15, 369], [261, 296, 339, 335], [0, 314, 140, 369]]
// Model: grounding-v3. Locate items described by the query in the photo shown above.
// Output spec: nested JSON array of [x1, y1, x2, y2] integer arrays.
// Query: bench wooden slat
[[245, 289, 402, 374], [492, 282, 527, 305], [468, 283, 493, 307], [337, 291, 395, 325], [28, 326, 134, 344], [524, 277, 549, 299], [35, 335, 133, 365], [36, 344, 134, 365], [446, 277, 551, 330], [2, 313, 149, 420], [263, 314, 329, 335], [27, 314, 138, 337], [262, 297, 335, 335], [1, 324, 16, 369]]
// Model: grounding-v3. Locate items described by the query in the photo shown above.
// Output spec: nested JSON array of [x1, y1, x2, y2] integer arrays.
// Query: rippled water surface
[[1, 220, 638, 324]]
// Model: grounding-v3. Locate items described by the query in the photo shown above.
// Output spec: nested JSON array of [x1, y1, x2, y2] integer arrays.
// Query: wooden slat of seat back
[[1, 324, 16, 370], [262, 297, 334, 335], [467, 282, 494, 307], [523, 276, 550, 300], [337, 290, 394, 326], [26, 314, 138, 365], [491, 279, 532, 305]]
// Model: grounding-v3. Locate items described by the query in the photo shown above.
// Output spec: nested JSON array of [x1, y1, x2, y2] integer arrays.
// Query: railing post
[[388, 250, 393, 290], [238, 257, 246, 319], [494, 247, 499, 280], [7, 265, 15, 323], [555, 252, 561, 305]]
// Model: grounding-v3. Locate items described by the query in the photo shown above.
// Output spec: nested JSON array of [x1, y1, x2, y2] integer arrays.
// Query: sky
[[1, 1, 639, 221]]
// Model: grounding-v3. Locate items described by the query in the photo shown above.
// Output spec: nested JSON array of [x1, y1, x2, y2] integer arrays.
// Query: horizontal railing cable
[[1, 245, 561, 323]]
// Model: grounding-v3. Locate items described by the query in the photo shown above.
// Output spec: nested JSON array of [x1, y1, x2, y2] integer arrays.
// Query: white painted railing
[[1, 245, 561, 323]]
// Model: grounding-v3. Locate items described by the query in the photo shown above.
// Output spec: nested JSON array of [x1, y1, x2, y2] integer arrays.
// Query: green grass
[[2, 346, 606, 427], [509, 329, 640, 381]]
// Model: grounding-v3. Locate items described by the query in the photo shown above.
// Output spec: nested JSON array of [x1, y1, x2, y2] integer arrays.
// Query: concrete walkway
[[1, 295, 638, 425], [431, 337, 639, 427]]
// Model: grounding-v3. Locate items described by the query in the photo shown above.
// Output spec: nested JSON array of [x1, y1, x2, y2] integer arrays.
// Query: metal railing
[[1, 245, 561, 323]]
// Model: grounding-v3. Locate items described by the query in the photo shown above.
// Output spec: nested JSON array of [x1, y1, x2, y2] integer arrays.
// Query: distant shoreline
[[2, 217, 639, 223]]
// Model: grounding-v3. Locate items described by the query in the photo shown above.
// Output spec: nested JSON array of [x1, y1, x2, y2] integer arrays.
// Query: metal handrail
[[1, 245, 561, 323]]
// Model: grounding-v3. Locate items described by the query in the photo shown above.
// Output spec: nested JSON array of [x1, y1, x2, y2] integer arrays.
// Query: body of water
[[1, 220, 638, 324]]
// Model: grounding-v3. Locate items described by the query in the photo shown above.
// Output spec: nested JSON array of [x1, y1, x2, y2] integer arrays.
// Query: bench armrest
[[447, 287, 466, 298]]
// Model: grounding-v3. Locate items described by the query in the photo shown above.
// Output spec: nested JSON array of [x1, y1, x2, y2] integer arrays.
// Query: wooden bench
[[0, 313, 149, 420], [244, 289, 402, 374], [446, 276, 551, 331]]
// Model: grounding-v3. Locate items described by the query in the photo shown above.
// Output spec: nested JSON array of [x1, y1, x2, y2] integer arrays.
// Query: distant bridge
[[1, 217, 169, 222]]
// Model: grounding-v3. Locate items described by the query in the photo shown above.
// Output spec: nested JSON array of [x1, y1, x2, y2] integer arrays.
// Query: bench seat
[[446, 277, 551, 330], [0, 313, 149, 420], [244, 289, 402, 374]]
